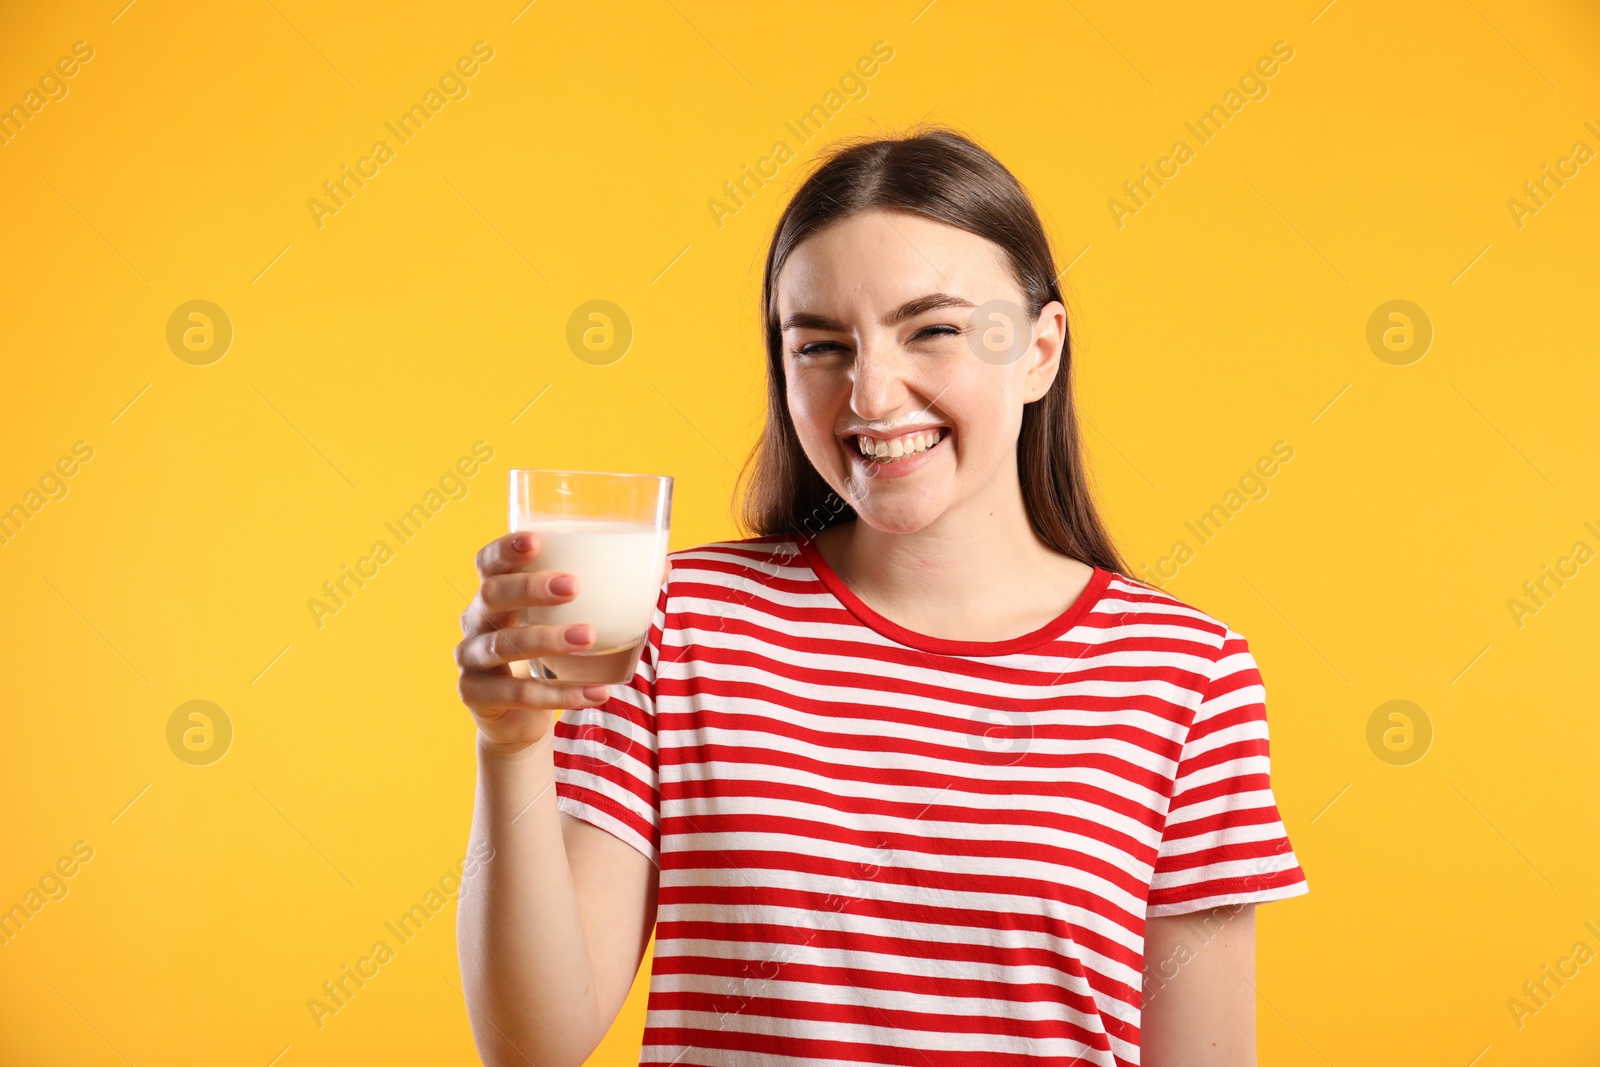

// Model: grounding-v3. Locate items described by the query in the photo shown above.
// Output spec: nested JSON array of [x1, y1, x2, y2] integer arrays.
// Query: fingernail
[[512, 534, 532, 552], [550, 574, 577, 596], [582, 685, 610, 702], [564, 624, 593, 646]]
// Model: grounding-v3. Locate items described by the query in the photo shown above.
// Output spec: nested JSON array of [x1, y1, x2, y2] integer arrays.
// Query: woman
[[454, 127, 1308, 1067]]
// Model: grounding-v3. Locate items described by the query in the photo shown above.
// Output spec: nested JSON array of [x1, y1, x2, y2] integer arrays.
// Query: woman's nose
[[848, 341, 909, 420]]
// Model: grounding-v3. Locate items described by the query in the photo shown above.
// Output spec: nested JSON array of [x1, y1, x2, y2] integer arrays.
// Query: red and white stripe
[[555, 535, 1308, 1067]]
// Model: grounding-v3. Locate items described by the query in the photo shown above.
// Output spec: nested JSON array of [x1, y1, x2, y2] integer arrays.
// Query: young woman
[[454, 127, 1308, 1067]]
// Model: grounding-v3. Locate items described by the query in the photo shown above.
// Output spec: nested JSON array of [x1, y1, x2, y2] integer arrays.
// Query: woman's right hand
[[454, 531, 609, 753]]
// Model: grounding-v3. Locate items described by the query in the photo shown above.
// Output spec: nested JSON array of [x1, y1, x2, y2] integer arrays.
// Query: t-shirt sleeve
[[1146, 629, 1310, 918], [551, 579, 668, 868]]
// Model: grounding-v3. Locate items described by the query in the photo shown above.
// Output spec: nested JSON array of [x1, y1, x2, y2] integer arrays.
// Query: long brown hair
[[733, 124, 1129, 577]]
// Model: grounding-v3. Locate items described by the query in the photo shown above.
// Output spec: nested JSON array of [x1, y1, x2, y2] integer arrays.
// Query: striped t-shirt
[[552, 534, 1309, 1067]]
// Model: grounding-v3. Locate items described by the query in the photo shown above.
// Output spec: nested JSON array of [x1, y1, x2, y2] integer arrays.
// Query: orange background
[[1, 1, 1598, 1064]]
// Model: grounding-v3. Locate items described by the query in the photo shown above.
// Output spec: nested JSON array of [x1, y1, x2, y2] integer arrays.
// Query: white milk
[[520, 520, 668, 653]]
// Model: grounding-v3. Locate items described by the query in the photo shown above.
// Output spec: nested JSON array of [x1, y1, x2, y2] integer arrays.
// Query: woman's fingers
[[479, 569, 579, 614], [459, 671, 609, 714], [475, 530, 540, 579], [459, 568, 578, 638], [459, 532, 612, 750], [455, 621, 596, 672]]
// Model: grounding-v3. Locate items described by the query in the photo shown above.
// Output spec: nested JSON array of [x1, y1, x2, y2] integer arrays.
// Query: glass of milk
[[508, 469, 672, 686]]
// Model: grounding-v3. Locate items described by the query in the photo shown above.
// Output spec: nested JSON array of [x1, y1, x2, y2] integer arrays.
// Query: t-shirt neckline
[[793, 534, 1112, 656]]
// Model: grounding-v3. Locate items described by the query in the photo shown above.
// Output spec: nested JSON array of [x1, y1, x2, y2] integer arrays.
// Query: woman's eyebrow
[[779, 292, 978, 332]]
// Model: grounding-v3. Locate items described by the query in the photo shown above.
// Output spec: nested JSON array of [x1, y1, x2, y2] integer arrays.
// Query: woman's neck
[[815, 466, 1096, 642]]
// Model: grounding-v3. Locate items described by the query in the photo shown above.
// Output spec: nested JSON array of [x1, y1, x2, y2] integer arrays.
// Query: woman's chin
[[850, 500, 946, 536]]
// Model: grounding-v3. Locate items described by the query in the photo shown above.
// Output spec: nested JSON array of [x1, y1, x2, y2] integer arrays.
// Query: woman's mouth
[[846, 427, 948, 478]]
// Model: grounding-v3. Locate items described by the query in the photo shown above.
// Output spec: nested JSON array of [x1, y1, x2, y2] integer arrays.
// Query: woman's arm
[[1140, 904, 1258, 1067], [457, 731, 659, 1067], [453, 532, 661, 1067]]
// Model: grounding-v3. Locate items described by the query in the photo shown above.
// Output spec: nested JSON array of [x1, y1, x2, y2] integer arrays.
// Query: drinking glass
[[508, 469, 672, 686]]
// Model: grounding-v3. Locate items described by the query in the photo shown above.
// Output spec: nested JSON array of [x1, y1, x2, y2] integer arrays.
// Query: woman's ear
[[1022, 299, 1067, 402]]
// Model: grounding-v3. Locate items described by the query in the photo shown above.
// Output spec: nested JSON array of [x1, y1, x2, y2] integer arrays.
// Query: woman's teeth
[[854, 428, 946, 462]]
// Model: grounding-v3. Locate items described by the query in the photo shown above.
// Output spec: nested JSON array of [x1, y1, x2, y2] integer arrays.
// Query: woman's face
[[775, 208, 1065, 535]]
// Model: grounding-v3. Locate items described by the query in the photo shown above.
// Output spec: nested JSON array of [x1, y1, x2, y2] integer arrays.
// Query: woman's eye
[[792, 325, 958, 357], [795, 341, 845, 356]]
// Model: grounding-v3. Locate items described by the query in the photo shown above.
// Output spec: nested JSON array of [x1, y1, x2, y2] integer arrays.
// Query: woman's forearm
[[458, 728, 601, 1067]]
